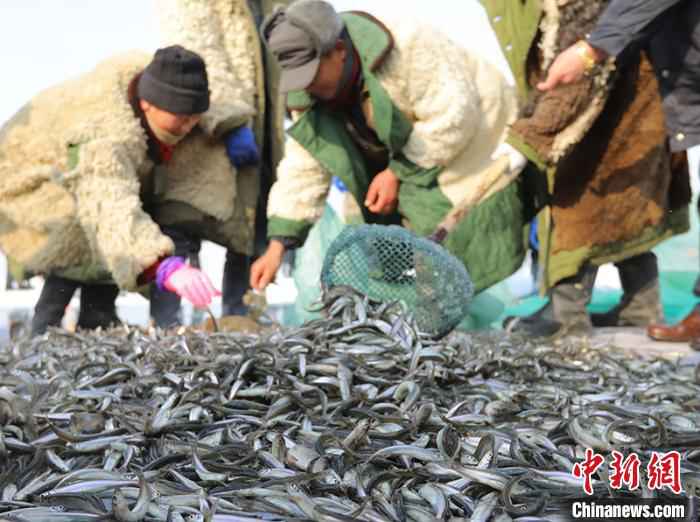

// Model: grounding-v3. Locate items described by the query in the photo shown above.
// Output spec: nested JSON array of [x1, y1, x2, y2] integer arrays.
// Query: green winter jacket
[[267, 12, 529, 292]]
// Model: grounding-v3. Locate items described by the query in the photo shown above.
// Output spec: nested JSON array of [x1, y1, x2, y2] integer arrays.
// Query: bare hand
[[365, 168, 400, 215], [250, 241, 285, 291], [537, 41, 606, 92]]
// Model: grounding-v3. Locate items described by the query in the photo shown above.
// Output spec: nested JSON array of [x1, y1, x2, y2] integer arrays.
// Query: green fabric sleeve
[[389, 153, 443, 187], [267, 216, 314, 244]]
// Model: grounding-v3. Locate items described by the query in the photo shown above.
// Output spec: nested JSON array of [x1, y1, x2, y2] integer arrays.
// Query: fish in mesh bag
[[321, 224, 474, 337], [321, 155, 511, 338]]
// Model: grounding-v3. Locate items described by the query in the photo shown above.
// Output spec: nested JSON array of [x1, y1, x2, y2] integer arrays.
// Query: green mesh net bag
[[320, 224, 474, 338]]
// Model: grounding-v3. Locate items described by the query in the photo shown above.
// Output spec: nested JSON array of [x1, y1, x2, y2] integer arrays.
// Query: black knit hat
[[138, 45, 210, 114]]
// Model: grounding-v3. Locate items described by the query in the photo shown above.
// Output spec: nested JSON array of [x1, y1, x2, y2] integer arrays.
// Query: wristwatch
[[575, 40, 598, 74]]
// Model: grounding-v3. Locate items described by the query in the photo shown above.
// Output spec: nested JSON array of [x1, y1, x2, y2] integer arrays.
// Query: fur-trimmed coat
[[267, 14, 518, 245], [156, 0, 290, 256], [156, 0, 287, 149], [0, 52, 250, 290], [482, 0, 691, 289]]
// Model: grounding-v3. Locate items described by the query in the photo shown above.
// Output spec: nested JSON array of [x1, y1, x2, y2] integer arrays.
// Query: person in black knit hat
[[156, 0, 293, 320], [138, 45, 210, 115], [0, 45, 231, 335]]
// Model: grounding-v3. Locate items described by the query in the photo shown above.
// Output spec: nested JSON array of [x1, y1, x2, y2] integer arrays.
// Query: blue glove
[[224, 126, 259, 169], [529, 217, 539, 252]]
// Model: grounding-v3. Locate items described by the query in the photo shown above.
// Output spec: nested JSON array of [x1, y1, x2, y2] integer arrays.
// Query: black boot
[[77, 283, 121, 330], [31, 275, 79, 336], [591, 252, 661, 327], [502, 299, 555, 333], [222, 250, 251, 316], [549, 264, 597, 336], [503, 310, 563, 338], [504, 265, 597, 338]]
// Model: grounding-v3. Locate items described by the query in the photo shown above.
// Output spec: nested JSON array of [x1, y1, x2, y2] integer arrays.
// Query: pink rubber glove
[[157, 257, 220, 308]]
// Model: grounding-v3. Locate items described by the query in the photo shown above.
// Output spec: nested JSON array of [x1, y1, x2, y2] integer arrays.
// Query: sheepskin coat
[[157, 0, 290, 254], [266, 12, 522, 292], [0, 52, 250, 290], [482, 0, 691, 290]]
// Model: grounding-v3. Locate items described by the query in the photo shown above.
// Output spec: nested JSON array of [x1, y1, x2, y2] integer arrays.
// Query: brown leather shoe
[[647, 306, 700, 342]]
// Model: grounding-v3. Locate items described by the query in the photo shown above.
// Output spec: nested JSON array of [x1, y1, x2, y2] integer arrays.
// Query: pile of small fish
[[1, 286, 700, 521]]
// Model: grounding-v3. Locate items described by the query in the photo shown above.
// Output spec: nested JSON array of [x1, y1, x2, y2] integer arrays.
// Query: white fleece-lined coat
[[0, 52, 250, 290], [267, 16, 518, 229], [157, 0, 289, 187], [157, 0, 261, 137]]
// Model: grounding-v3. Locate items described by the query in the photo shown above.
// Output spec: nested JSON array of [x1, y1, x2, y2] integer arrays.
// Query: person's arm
[[387, 23, 482, 173], [250, 132, 332, 291], [362, 22, 487, 217], [512, 74, 607, 167], [70, 140, 221, 306], [539, 0, 682, 91], [68, 139, 175, 290], [588, 0, 683, 57], [265, 135, 332, 242]]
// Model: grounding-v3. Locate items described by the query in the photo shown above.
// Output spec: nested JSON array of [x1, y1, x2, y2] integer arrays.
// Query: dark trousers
[[31, 275, 120, 335], [222, 251, 251, 316], [149, 283, 183, 328]]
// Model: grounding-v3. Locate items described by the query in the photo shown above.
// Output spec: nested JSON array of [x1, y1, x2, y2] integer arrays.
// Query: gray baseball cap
[[261, 0, 345, 93]]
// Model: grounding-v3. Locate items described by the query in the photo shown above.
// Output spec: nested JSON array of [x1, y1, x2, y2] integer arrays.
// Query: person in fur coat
[[536, 0, 700, 344], [156, 0, 290, 318], [482, 0, 691, 338], [0, 46, 231, 334], [250, 0, 523, 292]]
